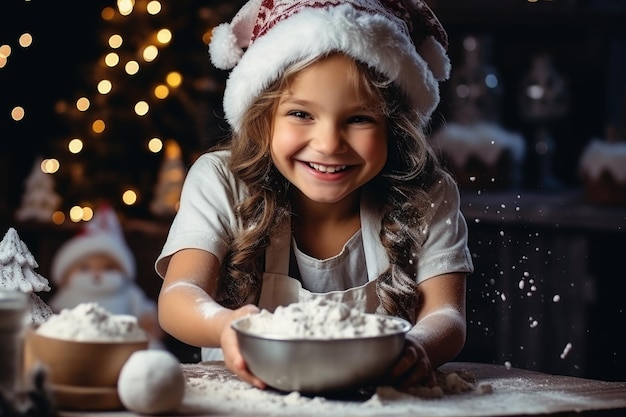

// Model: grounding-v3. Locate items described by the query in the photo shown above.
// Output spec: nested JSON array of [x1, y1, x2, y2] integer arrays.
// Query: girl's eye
[[348, 115, 375, 124], [287, 110, 311, 119]]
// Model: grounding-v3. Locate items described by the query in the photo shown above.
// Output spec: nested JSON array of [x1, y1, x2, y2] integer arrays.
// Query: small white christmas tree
[[0, 228, 53, 324], [15, 156, 62, 223], [150, 140, 185, 218]]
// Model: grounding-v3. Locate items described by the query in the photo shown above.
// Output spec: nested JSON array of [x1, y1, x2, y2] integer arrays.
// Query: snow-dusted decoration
[[15, 156, 61, 223], [579, 138, 626, 206], [432, 34, 526, 191], [432, 122, 526, 190], [579, 139, 626, 183], [433, 122, 526, 169], [0, 228, 53, 324], [150, 140, 186, 218]]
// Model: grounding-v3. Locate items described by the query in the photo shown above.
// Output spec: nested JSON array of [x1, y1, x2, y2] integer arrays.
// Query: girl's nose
[[312, 123, 347, 154]]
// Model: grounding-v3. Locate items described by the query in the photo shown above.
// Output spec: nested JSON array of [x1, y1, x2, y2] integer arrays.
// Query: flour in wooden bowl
[[36, 302, 147, 342], [26, 302, 149, 394]]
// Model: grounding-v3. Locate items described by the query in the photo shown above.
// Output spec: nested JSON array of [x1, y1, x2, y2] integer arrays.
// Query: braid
[[374, 90, 443, 324], [375, 204, 421, 322]]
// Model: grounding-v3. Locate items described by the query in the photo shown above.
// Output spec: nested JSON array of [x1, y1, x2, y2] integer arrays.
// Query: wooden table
[[60, 361, 626, 417]]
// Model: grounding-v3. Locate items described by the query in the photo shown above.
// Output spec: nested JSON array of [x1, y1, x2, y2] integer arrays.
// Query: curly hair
[[214, 53, 445, 324]]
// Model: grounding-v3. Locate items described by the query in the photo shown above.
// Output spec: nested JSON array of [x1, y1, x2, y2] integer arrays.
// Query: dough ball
[[117, 350, 185, 414]]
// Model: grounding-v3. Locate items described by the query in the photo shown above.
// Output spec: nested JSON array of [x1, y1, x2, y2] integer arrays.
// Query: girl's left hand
[[384, 338, 437, 390], [220, 305, 267, 390]]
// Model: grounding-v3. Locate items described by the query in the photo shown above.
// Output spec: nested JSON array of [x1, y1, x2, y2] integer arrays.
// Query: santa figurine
[[49, 203, 164, 347]]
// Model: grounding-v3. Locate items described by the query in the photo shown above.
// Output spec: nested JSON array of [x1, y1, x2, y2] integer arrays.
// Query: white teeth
[[308, 163, 347, 173]]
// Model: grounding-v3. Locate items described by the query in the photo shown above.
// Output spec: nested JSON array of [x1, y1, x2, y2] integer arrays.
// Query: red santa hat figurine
[[51, 204, 135, 285]]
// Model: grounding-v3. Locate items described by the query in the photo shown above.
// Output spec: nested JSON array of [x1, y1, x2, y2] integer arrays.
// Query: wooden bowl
[[50, 384, 123, 411], [25, 329, 148, 387]]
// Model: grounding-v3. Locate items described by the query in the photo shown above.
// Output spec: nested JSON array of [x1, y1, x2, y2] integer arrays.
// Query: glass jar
[[0, 290, 29, 402]]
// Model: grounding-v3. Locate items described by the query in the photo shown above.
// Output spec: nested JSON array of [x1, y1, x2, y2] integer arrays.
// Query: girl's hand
[[220, 304, 267, 389], [384, 337, 437, 390]]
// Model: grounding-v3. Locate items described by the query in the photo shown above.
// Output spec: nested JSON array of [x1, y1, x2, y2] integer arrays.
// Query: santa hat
[[51, 204, 136, 284], [209, 0, 450, 133]]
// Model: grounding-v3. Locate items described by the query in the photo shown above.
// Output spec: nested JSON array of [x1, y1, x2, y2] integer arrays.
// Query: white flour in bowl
[[244, 298, 407, 338], [36, 302, 147, 342]]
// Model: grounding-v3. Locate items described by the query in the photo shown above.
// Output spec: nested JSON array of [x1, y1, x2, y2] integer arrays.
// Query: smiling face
[[270, 54, 388, 209]]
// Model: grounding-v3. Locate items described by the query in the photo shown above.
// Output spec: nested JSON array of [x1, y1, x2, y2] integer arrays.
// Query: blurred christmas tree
[[15, 156, 61, 223], [150, 139, 185, 218], [46, 0, 242, 219]]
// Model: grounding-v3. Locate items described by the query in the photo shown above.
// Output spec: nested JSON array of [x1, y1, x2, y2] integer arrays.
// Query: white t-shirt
[[155, 150, 474, 288]]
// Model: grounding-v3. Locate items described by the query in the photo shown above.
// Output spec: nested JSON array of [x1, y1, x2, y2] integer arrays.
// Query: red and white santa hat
[[51, 204, 136, 284], [209, 0, 450, 133]]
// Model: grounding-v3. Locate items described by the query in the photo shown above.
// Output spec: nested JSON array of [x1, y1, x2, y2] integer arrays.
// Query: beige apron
[[201, 192, 388, 360], [258, 221, 379, 313]]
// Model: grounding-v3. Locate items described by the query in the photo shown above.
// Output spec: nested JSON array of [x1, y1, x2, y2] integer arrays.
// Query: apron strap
[[264, 221, 291, 275], [361, 190, 390, 281]]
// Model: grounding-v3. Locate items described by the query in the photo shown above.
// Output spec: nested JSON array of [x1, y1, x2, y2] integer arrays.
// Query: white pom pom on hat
[[209, 0, 263, 70], [208, 23, 243, 70], [208, 0, 451, 133], [51, 204, 136, 285]]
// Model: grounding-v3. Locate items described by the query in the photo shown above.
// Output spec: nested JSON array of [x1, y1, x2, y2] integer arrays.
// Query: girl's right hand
[[220, 304, 267, 389]]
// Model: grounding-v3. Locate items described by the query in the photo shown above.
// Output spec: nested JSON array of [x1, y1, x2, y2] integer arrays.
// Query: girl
[[156, 0, 473, 391]]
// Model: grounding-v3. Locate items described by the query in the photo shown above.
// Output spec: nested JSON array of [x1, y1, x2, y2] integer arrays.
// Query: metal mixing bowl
[[232, 314, 411, 394]]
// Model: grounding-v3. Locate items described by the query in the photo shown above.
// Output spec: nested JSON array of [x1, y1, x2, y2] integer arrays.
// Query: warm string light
[[0, 45, 10, 68], [69, 206, 94, 222], [117, 0, 135, 16], [18, 33, 32, 47], [148, 137, 163, 153], [11, 106, 25, 121], [40, 159, 60, 174]]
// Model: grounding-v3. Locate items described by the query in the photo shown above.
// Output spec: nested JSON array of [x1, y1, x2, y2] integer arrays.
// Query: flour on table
[[183, 364, 494, 417], [36, 302, 147, 342], [403, 369, 493, 399], [244, 298, 407, 338]]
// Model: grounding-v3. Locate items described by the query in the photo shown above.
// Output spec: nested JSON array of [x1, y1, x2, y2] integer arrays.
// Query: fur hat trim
[[210, 0, 450, 133]]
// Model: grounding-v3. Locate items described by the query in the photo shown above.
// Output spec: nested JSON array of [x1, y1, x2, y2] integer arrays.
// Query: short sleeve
[[154, 151, 247, 278], [416, 173, 474, 283]]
